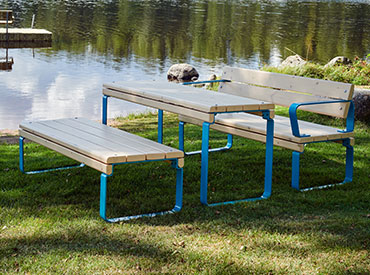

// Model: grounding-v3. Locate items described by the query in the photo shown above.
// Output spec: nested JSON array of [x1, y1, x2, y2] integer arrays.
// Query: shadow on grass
[[1, 114, 369, 273], [1, 139, 368, 252]]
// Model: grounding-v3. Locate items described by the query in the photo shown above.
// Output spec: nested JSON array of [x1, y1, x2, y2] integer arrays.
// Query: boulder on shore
[[353, 93, 370, 123], [281, 55, 307, 67], [167, 64, 199, 81], [324, 56, 352, 68]]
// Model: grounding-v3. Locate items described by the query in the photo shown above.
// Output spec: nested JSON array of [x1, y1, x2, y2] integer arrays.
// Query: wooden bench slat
[[52, 119, 166, 161], [20, 118, 184, 164], [179, 113, 353, 148], [216, 113, 353, 143], [20, 120, 133, 163], [222, 66, 354, 100], [19, 130, 112, 174], [70, 117, 183, 159], [178, 115, 304, 152]]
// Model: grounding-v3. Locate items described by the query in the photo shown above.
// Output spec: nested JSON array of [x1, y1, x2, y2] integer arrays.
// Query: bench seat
[[19, 117, 184, 222], [20, 117, 184, 174], [180, 113, 354, 152]]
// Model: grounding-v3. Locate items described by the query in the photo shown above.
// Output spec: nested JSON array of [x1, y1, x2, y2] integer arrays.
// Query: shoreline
[[1, 86, 368, 135]]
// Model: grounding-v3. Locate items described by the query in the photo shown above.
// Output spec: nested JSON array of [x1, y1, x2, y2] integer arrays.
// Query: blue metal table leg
[[100, 160, 183, 223], [262, 114, 274, 199], [203, 111, 274, 207], [19, 136, 85, 174], [179, 121, 185, 151], [158, 109, 163, 144], [102, 95, 109, 125]]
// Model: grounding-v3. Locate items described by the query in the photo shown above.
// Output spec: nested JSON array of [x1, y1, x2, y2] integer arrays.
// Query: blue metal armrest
[[288, 100, 354, 138]]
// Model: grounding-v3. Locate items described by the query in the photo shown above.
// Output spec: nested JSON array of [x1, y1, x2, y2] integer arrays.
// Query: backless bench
[[19, 117, 184, 222], [180, 67, 354, 191]]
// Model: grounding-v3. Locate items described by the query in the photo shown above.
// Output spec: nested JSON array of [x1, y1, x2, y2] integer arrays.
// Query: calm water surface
[[1, 0, 369, 129]]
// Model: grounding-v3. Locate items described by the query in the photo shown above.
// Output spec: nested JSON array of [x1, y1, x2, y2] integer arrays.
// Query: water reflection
[[0, 0, 369, 129]]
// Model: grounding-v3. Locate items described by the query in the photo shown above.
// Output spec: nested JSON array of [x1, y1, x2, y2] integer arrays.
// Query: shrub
[[262, 56, 370, 85]]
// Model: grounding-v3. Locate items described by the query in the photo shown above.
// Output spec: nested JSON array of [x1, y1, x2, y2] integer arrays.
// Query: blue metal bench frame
[[288, 100, 354, 191], [19, 136, 183, 223]]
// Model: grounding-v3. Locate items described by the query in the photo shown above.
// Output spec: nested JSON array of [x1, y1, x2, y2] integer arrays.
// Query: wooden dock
[[0, 28, 52, 42]]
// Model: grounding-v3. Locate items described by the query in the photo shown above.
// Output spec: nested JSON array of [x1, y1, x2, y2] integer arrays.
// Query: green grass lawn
[[0, 111, 369, 274]]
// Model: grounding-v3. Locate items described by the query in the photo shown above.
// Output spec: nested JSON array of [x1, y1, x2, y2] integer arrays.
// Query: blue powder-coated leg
[[173, 163, 184, 212], [19, 136, 25, 173], [179, 121, 185, 151], [19, 136, 85, 174], [158, 109, 163, 144], [203, 111, 274, 207], [292, 138, 354, 192], [226, 134, 233, 149], [100, 173, 110, 221], [200, 122, 210, 205], [102, 95, 109, 125], [343, 139, 354, 183], [100, 160, 183, 223], [262, 115, 274, 199], [179, 121, 233, 155], [291, 151, 302, 191]]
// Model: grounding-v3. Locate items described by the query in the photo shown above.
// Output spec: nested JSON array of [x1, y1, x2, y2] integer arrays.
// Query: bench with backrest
[[179, 66, 354, 191], [19, 117, 184, 222]]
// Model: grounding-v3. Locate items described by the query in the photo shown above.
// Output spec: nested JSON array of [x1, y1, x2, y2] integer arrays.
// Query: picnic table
[[102, 80, 275, 206]]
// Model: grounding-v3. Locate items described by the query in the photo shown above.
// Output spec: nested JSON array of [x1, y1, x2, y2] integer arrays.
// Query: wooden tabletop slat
[[104, 81, 274, 113], [103, 88, 215, 123]]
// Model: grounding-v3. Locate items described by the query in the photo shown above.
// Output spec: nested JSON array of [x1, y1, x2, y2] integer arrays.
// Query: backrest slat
[[220, 82, 350, 118], [220, 66, 354, 118]]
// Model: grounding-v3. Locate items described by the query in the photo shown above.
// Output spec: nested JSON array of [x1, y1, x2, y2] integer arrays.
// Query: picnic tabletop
[[104, 81, 275, 114]]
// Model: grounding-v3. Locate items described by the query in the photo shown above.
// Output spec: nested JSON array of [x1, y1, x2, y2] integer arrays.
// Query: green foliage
[[0, 112, 369, 273], [263, 57, 370, 85]]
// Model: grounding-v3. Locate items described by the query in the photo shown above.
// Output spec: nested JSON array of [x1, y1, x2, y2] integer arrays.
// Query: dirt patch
[[0, 129, 18, 136], [0, 136, 20, 144], [0, 129, 19, 144]]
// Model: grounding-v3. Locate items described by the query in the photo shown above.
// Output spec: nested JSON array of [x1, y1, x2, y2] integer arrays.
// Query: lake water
[[1, 0, 369, 129]]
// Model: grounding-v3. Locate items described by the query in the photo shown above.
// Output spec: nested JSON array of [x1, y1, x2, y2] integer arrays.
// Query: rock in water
[[281, 55, 307, 67], [167, 64, 199, 81]]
